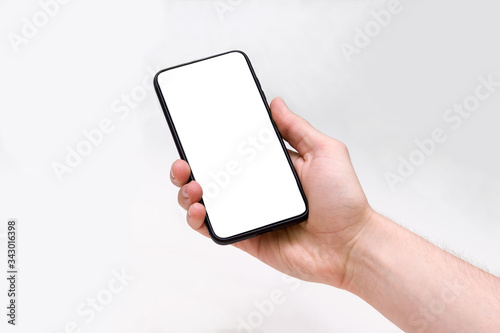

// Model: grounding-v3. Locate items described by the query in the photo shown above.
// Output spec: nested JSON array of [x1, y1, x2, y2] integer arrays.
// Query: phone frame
[[154, 50, 308, 245]]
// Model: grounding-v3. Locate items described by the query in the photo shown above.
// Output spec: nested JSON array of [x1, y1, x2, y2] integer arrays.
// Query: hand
[[170, 97, 374, 288]]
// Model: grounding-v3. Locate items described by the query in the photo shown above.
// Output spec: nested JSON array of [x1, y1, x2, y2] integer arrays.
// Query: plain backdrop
[[1, 0, 499, 332]]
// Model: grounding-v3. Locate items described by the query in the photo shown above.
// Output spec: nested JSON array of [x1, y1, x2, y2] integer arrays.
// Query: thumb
[[270, 97, 322, 157]]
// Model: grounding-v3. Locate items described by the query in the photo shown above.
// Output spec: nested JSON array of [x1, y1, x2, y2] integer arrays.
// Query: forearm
[[342, 212, 500, 332]]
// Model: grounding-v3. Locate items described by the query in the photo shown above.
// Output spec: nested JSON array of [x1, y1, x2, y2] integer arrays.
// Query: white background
[[1, 0, 499, 332]]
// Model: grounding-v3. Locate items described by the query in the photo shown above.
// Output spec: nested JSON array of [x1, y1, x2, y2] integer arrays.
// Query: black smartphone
[[154, 50, 308, 245]]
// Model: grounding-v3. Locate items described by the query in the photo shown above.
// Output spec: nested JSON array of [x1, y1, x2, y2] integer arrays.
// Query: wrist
[[337, 209, 383, 292]]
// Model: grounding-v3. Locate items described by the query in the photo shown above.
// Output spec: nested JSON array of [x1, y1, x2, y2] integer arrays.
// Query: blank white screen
[[157, 51, 306, 239]]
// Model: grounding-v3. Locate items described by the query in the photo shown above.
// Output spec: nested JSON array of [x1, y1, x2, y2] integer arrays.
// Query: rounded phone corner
[[227, 49, 248, 57], [206, 227, 235, 246], [297, 203, 309, 223], [206, 220, 266, 246], [224, 50, 251, 63], [153, 68, 167, 88]]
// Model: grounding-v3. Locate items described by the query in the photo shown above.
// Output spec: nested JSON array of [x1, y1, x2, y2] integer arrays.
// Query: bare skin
[[170, 97, 500, 332]]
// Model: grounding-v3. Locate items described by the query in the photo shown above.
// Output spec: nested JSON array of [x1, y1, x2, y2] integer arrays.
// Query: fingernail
[[182, 185, 189, 199], [170, 167, 175, 180], [187, 206, 191, 218]]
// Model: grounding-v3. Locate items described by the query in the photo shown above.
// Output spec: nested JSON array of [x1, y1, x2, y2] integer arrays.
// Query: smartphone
[[154, 50, 308, 245]]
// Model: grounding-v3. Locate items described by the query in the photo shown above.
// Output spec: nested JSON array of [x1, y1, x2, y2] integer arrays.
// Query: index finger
[[170, 159, 191, 187]]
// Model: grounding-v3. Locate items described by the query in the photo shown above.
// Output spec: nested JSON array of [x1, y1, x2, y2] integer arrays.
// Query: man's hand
[[170, 97, 500, 332], [170, 97, 373, 288]]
